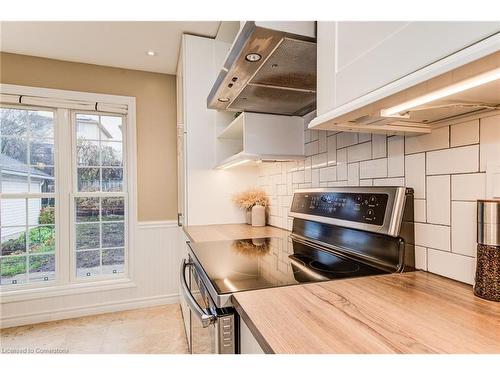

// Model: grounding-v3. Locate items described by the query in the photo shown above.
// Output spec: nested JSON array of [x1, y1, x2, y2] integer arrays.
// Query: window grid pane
[[0, 107, 55, 287], [75, 114, 123, 194], [74, 196, 125, 278], [74, 113, 125, 280], [1, 108, 55, 195], [1, 197, 56, 285]]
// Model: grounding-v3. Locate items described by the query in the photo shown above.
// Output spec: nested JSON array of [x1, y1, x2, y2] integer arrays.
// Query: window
[[73, 113, 127, 278], [0, 108, 56, 286], [0, 86, 135, 295]]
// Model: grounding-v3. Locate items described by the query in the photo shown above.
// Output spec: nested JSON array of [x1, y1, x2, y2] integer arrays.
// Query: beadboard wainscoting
[[0, 221, 181, 328], [259, 112, 500, 285]]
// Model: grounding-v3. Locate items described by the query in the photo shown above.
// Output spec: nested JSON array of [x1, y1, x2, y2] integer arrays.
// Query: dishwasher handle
[[179, 259, 216, 328]]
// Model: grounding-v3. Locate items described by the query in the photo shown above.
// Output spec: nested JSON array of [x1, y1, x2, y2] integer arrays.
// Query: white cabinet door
[[181, 34, 260, 226], [317, 21, 500, 115], [239, 317, 264, 354], [176, 39, 186, 226], [316, 22, 336, 117], [176, 44, 184, 127]]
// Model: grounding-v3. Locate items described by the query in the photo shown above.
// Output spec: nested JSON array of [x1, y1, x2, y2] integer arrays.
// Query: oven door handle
[[180, 259, 217, 328]]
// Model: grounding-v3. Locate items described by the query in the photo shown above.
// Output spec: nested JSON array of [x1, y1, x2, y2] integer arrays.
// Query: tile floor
[[0, 304, 189, 354]]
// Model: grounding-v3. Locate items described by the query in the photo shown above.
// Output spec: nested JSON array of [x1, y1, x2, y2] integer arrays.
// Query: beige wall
[[0, 52, 177, 221]]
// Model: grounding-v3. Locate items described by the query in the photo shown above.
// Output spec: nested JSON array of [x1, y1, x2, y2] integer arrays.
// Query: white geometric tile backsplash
[[258, 113, 500, 285]]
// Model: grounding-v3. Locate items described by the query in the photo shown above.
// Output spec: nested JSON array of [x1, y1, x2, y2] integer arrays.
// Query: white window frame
[[70, 110, 129, 283], [0, 84, 137, 303], [0, 104, 59, 288]]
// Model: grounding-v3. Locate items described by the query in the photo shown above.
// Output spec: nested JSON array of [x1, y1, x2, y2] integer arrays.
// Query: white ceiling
[[0, 21, 221, 74]]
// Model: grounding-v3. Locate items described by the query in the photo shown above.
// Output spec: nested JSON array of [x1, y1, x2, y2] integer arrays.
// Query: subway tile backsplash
[[426, 175, 450, 225], [451, 173, 486, 201], [259, 113, 500, 285], [426, 145, 479, 175]]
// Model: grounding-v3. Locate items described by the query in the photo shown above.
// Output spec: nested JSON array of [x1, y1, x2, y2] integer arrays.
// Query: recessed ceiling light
[[146, 51, 157, 56], [245, 53, 261, 62], [218, 97, 230, 103]]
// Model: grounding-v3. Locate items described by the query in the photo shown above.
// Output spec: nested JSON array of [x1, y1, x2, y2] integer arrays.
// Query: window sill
[[0, 278, 136, 303]]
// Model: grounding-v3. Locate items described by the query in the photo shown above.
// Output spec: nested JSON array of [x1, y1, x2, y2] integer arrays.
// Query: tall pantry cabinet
[[176, 34, 259, 227], [176, 34, 259, 350]]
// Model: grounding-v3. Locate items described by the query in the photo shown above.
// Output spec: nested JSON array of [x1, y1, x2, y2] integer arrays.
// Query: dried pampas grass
[[232, 238, 270, 258], [233, 188, 269, 209]]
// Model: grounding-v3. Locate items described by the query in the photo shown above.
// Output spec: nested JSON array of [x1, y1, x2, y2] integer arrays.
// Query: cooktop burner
[[188, 235, 387, 295], [291, 253, 361, 274], [310, 260, 360, 273]]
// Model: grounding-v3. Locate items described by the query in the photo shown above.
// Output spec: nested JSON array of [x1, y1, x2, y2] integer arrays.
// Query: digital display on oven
[[291, 192, 389, 225]]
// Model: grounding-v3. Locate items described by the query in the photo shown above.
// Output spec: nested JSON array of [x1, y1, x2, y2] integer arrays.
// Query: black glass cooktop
[[188, 235, 387, 295]]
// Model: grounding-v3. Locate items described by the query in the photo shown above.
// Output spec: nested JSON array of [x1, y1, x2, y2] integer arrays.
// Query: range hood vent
[[207, 22, 316, 116]]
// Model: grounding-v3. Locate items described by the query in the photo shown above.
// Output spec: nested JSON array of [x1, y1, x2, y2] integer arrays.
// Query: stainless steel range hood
[[207, 21, 317, 116]]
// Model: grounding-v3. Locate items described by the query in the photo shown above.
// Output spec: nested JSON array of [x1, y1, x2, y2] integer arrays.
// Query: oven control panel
[[291, 191, 389, 225]]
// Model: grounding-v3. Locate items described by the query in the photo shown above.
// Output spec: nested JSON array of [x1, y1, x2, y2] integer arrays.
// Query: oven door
[[180, 258, 236, 354]]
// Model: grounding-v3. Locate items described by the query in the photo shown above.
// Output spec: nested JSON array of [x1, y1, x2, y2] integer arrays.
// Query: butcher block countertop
[[233, 271, 500, 354], [183, 223, 289, 242], [182, 224, 500, 354]]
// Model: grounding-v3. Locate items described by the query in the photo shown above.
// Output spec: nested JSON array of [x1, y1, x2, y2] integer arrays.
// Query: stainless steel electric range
[[180, 186, 415, 354]]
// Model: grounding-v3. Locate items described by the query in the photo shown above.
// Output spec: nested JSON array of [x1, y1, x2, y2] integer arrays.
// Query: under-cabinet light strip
[[380, 67, 500, 117], [220, 158, 252, 170]]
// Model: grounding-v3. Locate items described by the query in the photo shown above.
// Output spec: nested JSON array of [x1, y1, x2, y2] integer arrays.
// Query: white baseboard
[[0, 293, 179, 329]]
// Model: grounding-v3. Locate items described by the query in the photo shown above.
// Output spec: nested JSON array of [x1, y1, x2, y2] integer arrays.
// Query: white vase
[[246, 209, 252, 225], [252, 238, 266, 246], [251, 205, 266, 227]]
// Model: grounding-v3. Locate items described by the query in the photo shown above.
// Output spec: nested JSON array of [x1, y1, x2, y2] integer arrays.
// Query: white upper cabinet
[[176, 34, 260, 226], [316, 21, 500, 116]]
